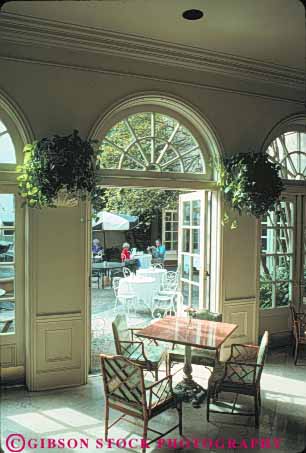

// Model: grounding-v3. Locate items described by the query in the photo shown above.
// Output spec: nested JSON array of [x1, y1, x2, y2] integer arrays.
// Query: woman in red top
[[121, 242, 131, 262]]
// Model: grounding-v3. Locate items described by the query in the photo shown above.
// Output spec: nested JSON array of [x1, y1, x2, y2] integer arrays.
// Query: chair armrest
[[119, 341, 148, 362], [223, 361, 262, 386], [145, 374, 172, 390], [146, 375, 173, 413], [229, 343, 259, 362]]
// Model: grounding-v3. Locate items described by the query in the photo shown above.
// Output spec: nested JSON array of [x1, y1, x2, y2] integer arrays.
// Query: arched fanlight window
[[267, 131, 306, 181], [0, 119, 16, 164], [99, 112, 206, 174]]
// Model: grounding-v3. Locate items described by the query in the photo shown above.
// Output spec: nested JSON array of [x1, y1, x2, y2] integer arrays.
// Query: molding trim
[[0, 12, 304, 91]]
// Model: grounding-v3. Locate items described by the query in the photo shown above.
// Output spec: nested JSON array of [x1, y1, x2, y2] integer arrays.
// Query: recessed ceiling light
[[182, 9, 204, 21]]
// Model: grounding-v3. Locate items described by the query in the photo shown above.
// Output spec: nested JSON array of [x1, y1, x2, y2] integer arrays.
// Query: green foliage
[[100, 188, 179, 230], [17, 131, 98, 208], [219, 152, 284, 218], [259, 267, 290, 309]]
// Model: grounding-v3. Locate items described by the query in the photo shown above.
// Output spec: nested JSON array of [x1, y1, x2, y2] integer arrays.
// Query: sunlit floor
[[2, 347, 306, 453]]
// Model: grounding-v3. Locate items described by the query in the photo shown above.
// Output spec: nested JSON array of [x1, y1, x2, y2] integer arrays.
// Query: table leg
[[174, 345, 206, 407]]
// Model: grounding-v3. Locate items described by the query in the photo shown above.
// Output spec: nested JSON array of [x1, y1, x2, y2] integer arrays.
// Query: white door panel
[[178, 191, 207, 309]]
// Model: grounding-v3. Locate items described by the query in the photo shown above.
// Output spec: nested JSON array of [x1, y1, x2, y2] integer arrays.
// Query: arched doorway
[[259, 114, 306, 338], [89, 94, 223, 372], [0, 90, 31, 382]]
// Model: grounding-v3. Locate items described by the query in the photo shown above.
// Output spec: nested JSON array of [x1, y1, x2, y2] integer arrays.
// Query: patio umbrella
[[92, 211, 139, 248]]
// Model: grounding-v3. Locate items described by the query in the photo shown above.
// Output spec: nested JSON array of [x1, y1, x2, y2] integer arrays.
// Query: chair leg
[[206, 389, 210, 422], [142, 418, 148, 453], [105, 403, 109, 440], [155, 369, 158, 380], [294, 343, 299, 365], [254, 394, 259, 428], [178, 401, 183, 435], [258, 389, 262, 410], [292, 333, 295, 356]]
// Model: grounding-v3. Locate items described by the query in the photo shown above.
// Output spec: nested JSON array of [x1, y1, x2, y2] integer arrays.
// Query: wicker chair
[[207, 331, 269, 428], [168, 310, 223, 372], [100, 354, 182, 453], [112, 314, 167, 379], [293, 320, 306, 365]]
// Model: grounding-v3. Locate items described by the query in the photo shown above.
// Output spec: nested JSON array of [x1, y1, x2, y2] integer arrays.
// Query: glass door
[[259, 194, 306, 333], [298, 195, 306, 309], [178, 191, 207, 309]]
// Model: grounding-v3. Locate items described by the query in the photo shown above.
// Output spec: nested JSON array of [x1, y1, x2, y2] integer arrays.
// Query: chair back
[[293, 320, 303, 341], [256, 331, 269, 383], [165, 271, 178, 290], [194, 309, 222, 322], [123, 267, 131, 278], [112, 314, 132, 354], [112, 277, 121, 297], [153, 263, 164, 269], [100, 354, 145, 412]]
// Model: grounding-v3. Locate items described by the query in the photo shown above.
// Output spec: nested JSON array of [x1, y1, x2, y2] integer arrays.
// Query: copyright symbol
[[5, 434, 25, 452]]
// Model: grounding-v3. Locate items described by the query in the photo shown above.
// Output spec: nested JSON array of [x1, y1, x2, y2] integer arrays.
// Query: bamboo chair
[[289, 304, 306, 356], [112, 314, 167, 379], [293, 320, 306, 365], [100, 354, 182, 453], [207, 331, 269, 428]]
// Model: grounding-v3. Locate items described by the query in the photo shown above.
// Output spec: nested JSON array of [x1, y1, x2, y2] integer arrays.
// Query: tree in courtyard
[[98, 188, 178, 231]]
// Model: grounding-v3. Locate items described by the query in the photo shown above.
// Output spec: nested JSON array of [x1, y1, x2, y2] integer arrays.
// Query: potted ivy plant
[[17, 130, 98, 208], [219, 152, 284, 223]]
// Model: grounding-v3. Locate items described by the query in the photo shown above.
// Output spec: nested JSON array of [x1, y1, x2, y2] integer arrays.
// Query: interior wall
[[0, 36, 303, 388]]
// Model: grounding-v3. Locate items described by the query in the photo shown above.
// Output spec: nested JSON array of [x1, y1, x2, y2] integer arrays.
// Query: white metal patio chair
[[112, 277, 138, 315]]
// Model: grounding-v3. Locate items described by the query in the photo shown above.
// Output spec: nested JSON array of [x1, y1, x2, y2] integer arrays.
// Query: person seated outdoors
[[121, 242, 131, 262], [92, 238, 104, 258], [147, 239, 166, 262]]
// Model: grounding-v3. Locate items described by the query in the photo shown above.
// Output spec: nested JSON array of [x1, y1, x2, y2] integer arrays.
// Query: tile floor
[[1, 347, 306, 453]]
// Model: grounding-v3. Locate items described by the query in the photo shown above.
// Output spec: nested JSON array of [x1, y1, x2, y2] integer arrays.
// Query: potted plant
[[219, 152, 284, 224], [17, 130, 98, 208]]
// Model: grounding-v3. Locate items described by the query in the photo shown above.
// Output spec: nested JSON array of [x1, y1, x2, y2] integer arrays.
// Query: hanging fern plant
[[17, 130, 99, 208], [219, 152, 284, 221]]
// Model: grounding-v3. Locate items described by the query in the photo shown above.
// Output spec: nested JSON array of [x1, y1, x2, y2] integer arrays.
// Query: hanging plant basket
[[219, 152, 284, 219], [17, 130, 98, 209]]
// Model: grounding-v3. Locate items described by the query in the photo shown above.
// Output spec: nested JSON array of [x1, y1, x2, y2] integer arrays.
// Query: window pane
[[181, 281, 189, 305], [183, 229, 190, 253], [191, 256, 200, 283], [0, 121, 16, 164], [275, 281, 290, 307], [191, 284, 199, 309], [267, 131, 306, 181], [0, 265, 15, 296], [0, 299, 15, 333], [99, 112, 205, 174], [183, 202, 190, 226], [182, 255, 190, 280], [259, 278, 273, 309], [192, 229, 200, 254], [192, 200, 200, 226]]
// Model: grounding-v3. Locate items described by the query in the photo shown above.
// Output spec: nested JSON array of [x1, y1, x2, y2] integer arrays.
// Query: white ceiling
[[4, 0, 305, 70]]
